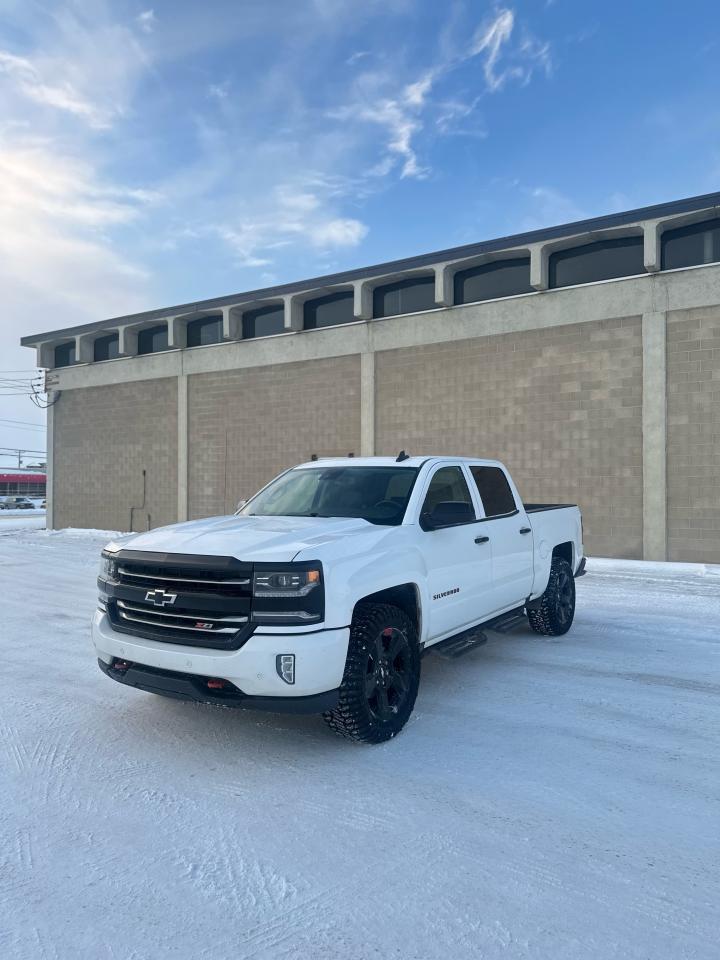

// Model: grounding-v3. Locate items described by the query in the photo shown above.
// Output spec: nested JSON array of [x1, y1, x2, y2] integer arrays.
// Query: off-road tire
[[323, 602, 421, 744], [527, 556, 576, 637]]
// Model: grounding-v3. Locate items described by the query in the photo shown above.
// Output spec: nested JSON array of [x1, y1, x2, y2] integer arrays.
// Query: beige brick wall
[[375, 317, 644, 558], [666, 308, 720, 563], [53, 378, 178, 532], [187, 356, 361, 518]]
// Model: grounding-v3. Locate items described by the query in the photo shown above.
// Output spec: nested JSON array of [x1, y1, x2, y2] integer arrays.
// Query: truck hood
[[110, 514, 378, 562]]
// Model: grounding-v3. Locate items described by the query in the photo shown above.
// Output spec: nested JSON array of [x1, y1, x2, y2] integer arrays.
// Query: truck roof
[[294, 456, 504, 469]]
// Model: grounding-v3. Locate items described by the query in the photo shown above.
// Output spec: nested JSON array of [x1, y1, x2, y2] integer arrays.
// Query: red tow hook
[[112, 659, 132, 672], [206, 678, 226, 690]]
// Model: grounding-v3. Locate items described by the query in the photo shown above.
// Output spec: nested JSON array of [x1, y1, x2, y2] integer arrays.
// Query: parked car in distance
[[0, 497, 35, 509], [94, 455, 585, 743]]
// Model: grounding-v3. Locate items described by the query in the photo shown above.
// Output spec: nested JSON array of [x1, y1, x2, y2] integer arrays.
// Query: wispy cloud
[[334, 7, 551, 180], [136, 10, 157, 34], [0, 137, 152, 329], [0, 50, 111, 127], [206, 182, 368, 267]]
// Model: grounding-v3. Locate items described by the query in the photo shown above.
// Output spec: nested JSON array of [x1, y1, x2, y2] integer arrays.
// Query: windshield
[[242, 466, 419, 526]]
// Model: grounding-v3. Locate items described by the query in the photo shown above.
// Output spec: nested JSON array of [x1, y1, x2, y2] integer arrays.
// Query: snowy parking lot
[[1, 520, 719, 960]]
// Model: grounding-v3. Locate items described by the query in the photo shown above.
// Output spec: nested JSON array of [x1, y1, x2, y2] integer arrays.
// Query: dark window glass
[[421, 466, 475, 517], [186, 315, 223, 347], [93, 333, 119, 362], [242, 304, 285, 339], [454, 257, 532, 305], [243, 466, 419, 526], [373, 275, 436, 319], [137, 324, 168, 355], [661, 217, 720, 271], [303, 291, 355, 329], [549, 236, 645, 289], [54, 341, 75, 367], [470, 465, 516, 517]]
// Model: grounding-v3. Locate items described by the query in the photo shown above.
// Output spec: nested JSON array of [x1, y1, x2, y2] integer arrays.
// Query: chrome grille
[[105, 551, 253, 650], [115, 600, 248, 635]]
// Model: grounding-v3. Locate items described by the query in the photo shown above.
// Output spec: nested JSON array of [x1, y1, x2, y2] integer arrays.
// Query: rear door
[[468, 464, 534, 613], [415, 464, 494, 640]]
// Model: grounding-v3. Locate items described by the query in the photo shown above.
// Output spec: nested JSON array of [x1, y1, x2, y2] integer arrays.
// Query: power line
[[0, 419, 46, 429]]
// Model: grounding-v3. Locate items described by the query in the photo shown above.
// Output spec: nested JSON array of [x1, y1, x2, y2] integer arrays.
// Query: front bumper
[[92, 609, 349, 703], [98, 658, 339, 713]]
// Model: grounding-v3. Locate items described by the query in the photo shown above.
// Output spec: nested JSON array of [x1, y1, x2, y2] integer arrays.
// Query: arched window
[[372, 275, 436, 319], [454, 257, 532, 305], [661, 217, 720, 271], [242, 304, 285, 339], [549, 236, 645, 289], [186, 315, 223, 347], [303, 291, 355, 329], [137, 324, 168, 355], [93, 333, 119, 362], [54, 341, 76, 367]]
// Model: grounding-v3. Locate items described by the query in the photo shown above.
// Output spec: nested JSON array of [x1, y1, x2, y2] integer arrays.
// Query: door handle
[[519, 527, 531, 535], [474, 535, 490, 544]]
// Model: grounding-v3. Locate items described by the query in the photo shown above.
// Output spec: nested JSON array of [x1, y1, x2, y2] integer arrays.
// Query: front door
[[416, 465, 494, 641]]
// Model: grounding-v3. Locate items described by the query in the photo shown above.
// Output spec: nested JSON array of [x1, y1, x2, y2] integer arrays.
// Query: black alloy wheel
[[324, 602, 421, 743]]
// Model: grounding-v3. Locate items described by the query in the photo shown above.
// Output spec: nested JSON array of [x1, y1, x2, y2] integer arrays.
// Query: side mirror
[[421, 501, 475, 531]]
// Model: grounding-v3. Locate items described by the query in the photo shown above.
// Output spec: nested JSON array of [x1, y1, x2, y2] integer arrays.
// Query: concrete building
[[21, 192, 720, 563]]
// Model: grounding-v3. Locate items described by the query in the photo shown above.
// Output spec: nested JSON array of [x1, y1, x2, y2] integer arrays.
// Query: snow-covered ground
[[1, 523, 718, 960]]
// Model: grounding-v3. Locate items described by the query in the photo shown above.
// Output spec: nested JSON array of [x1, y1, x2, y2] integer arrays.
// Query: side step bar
[[430, 627, 488, 660], [428, 606, 527, 659]]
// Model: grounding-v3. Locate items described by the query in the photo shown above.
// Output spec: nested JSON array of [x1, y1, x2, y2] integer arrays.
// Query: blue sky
[[0, 0, 719, 452]]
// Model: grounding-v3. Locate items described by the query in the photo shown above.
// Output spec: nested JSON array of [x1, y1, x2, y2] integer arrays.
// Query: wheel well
[[355, 584, 421, 635], [553, 541, 574, 567]]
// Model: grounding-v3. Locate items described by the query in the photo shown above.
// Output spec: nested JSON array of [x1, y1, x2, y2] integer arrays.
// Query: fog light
[[276, 654, 295, 685]]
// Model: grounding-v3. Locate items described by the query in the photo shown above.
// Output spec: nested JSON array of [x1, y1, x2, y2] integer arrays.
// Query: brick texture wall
[[375, 317, 644, 559], [667, 308, 720, 563], [187, 356, 361, 518], [53, 378, 177, 532]]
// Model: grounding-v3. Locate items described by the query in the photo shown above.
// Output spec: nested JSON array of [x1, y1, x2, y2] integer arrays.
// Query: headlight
[[253, 569, 321, 597], [98, 552, 117, 582], [252, 564, 324, 625]]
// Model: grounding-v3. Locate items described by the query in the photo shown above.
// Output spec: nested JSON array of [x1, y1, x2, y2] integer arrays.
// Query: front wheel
[[323, 602, 420, 744], [527, 557, 576, 636]]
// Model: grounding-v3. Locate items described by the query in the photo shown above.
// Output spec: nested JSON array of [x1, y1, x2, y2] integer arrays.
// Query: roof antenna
[[311, 453, 318, 461], [348, 452, 354, 457], [396, 450, 410, 462]]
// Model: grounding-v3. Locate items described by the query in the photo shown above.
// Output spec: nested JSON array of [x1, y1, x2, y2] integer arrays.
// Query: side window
[[470, 466, 517, 518], [421, 467, 474, 518]]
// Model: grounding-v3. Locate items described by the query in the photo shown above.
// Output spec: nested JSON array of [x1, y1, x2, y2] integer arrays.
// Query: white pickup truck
[[94, 456, 584, 743]]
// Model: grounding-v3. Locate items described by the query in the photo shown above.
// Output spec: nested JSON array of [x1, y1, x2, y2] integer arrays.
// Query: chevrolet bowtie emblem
[[145, 589, 178, 607]]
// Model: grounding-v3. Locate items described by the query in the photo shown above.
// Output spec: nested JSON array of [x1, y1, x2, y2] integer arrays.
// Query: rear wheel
[[323, 602, 420, 744], [527, 556, 576, 636]]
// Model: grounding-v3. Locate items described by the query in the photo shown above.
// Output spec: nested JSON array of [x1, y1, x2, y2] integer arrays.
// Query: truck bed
[[524, 503, 577, 513]]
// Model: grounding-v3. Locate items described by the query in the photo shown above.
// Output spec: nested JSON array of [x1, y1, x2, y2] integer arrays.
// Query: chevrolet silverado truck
[[94, 456, 584, 743]]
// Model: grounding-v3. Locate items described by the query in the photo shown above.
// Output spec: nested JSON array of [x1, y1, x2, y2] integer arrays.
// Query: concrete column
[[46, 397, 55, 529], [168, 316, 187, 349], [435, 263, 454, 307], [642, 311, 667, 560], [37, 342, 55, 368], [360, 352, 375, 456], [354, 279, 373, 320], [76, 333, 95, 363], [177, 374, 189, 521], [643, 220, 661, 273], [285, 294, 304, 331], [529, 243, 548, 291], [222, 306, 238, 340], [118, 325, 138, 357]]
